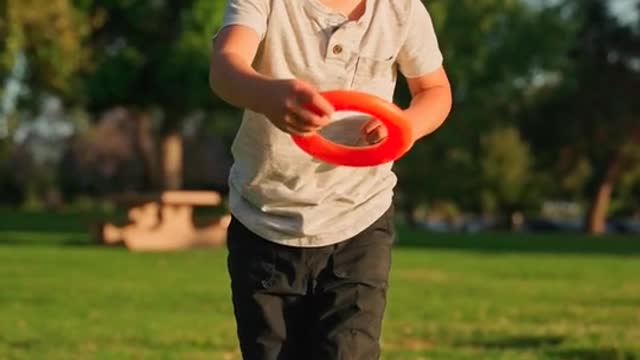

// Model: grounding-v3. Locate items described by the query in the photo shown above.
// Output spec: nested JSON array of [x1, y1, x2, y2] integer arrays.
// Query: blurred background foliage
[[0, 0, 638, 234]]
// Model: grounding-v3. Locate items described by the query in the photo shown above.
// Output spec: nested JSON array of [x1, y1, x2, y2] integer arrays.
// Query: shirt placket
[[325, 19, 360, 90]]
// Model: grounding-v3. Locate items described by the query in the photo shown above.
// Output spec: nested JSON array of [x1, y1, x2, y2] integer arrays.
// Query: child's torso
[[229, 0, 413, 246]]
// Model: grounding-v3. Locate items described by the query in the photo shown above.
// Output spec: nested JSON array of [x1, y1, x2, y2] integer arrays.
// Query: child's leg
[[226, 217, 312, 360], [311, 207, 395, 360]]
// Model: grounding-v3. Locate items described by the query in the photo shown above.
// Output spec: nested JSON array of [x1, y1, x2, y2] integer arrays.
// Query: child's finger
[[307, 92, 335, 117], [285, 121, 315, 135], [365, 128, 387, 144], [296, 86, 335, 117], [361, 119, 388, 144], [362, 119, 383, 134], [292, 107, 330, 128], [285, 113, 323, 134]]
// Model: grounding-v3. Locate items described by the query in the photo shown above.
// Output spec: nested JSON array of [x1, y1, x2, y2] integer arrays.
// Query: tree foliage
[[395, 0, 576, 218], [81, 0, 226, 116], [479, 126, 534, 214], [523, 0, 640, 232], [1, 0, 639, 228], [1, 0, 90, 98]]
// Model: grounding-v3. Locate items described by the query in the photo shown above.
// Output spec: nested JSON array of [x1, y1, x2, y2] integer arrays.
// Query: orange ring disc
[[291, 90, 413, 167]]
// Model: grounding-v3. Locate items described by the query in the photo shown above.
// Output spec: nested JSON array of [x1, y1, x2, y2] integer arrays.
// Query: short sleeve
[[218, 0, 270, 40], [397, 0, 443, 78]]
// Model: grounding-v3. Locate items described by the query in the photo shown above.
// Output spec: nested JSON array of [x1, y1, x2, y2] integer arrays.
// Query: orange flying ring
[[291, 91, 414, 167]]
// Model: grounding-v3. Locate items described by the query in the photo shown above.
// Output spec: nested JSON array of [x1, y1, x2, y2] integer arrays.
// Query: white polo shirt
[[216, 0, 443, 247]]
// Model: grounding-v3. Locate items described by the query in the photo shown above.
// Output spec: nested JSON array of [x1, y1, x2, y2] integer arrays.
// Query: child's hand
[[261, 79, 334, 136], [361, 118, 388, 144]]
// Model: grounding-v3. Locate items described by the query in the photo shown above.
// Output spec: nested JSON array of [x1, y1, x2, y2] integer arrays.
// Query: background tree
[[524, 0, 640, 234], [0, 0, 90, 204], [1, 0, 89, 101], [479, 126, 537, 229], [80, 0, 228, 190], [394, 0, 575, 226]]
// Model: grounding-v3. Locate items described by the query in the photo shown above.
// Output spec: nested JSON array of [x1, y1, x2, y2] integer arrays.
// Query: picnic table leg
[[98, 192, 230, 251], [100, 202, 160, 245], [124, 204, 197, 251]]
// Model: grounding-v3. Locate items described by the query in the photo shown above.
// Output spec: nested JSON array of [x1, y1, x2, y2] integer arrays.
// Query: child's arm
[[362, 66, 451, 144], [363, 0, 452, 144], [209, 26, 269, 112], [404, 66, 452, 141], [210, 25, 334, 135]]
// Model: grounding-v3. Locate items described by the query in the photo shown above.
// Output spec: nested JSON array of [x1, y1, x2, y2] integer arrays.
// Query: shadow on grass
[[395, 226, 640, 256], [468, 336, 637, 360], [0, 231, 96, 247], [469, 335, 565, 349], [0, 208, 123, 234], [5, 339, 41, 351], [548, 347, 638, 360]]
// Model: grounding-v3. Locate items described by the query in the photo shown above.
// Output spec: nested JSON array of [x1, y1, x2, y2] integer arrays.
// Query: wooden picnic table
[[99, 190, 230, 251]]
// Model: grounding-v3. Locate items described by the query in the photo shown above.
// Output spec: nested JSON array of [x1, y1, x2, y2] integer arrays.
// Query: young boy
[[210, 0, 451, 359]]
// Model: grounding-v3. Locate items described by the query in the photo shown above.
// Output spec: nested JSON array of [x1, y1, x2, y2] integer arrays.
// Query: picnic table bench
[[99, 191, 230, 251]]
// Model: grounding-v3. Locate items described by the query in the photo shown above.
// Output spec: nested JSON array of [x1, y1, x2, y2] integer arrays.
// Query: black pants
[[226, 207, 395, 360]]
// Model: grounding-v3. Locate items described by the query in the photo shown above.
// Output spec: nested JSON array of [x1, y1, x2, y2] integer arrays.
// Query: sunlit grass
[[1, 211, 639, 359]]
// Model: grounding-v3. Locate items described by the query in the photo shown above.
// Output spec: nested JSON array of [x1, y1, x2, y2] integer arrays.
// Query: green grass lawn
[[0, 209, 639, 359]]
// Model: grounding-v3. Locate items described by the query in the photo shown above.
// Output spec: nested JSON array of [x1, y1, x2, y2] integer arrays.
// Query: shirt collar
[[303, 0, 374, 27]]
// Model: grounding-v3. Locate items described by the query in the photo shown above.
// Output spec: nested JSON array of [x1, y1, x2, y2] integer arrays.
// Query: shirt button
[[332, 44, 343, 55]]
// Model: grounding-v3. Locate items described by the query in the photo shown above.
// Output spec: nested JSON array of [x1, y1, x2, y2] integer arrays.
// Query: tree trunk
[[585, 154, 625, 235], [509, 211, 524, 232], [403, 199, 419, 229], [161, 131, 183, 190], [132, 110, 159, 190]]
